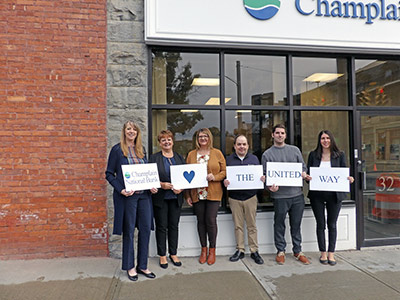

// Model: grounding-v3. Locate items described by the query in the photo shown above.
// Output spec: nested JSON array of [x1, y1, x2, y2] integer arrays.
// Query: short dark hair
[[233, 134, 248, 145], [272, 124, 286, 134]]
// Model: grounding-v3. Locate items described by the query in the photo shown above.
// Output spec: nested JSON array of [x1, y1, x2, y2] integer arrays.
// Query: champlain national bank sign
[[145, 0, 400, 51], [244, 0, 400, 24]]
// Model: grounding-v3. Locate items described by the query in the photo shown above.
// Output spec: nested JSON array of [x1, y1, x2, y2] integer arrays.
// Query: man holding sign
[[261, 124, 311, 265], [224, 135, 265, 265]]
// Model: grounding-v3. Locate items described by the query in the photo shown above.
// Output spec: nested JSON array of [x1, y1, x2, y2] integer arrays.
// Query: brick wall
[[0, 0, 108, 259]]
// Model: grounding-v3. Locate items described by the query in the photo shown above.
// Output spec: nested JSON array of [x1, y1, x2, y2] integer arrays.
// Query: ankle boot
[[207, 248, 216, 265], [199, 247, 207, 264]]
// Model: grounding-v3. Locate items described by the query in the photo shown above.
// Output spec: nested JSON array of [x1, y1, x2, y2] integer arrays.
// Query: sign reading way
[[309, 167, 350, 192]]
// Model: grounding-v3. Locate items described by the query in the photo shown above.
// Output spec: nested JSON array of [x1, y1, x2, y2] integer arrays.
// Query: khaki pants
[[228, 195, 258, 253]]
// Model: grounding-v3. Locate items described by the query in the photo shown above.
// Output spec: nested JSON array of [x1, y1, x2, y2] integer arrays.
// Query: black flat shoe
[[136, 268, 156, 279], [169, 255, 182, 267], [319, 257, 328, 265], [229, 250, 245, 262], [250, 251, 264, 265], [127, 270, 138, 281], [159, 261, 168, 269], [328, 259, 337, 266]]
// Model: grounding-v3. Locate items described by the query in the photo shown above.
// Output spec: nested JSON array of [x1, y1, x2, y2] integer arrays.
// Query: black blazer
[[149, 151, 186, 208], [307, 150, 348, 202], [105, 143, 152, 235]]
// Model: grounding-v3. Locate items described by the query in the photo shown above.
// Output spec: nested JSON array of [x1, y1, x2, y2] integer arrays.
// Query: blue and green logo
[[244, 0, 281, 20]]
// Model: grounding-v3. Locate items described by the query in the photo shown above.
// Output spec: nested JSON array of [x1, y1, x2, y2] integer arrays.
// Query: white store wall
[[149, 205, 356, 256]]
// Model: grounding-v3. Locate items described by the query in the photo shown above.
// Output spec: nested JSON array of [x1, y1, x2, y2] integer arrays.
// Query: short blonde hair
[[195, 128, 214, 150]]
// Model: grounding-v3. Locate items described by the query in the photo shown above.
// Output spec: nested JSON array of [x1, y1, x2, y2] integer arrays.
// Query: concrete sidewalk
[[1, 246, 400, 300]]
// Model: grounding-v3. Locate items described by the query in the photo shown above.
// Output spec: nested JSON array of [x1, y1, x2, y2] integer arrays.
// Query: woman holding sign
[[105, 121, 158, 281], [149, 130, 185, 269], [186, 128, 226, 265], [307, 130, 354, 266]]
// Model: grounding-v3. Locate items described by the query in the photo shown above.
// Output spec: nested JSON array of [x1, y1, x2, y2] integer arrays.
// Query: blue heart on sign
[[183, 171, 195, 183]]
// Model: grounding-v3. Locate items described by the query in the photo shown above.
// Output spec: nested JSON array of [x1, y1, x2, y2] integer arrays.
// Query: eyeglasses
[[198, 135, 209, 139]]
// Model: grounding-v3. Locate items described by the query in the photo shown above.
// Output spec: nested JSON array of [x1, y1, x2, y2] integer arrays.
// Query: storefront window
[[152, 51, 219, 105], [293, 57, 348, 106], [225, 54, 286, 106], [152, 109, 220, 157], [355, 59, 400, 106]]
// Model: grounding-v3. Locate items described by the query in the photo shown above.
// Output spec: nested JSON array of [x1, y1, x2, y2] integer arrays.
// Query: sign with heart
[[170, 163, 208, 190]]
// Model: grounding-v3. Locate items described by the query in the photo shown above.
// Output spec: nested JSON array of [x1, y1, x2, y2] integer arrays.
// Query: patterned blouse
[[197, 153, 209, 200]]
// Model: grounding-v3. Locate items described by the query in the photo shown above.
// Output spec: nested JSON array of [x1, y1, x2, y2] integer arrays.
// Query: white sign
[[170, 163, 208, 190], [266, 162, 303, 187], [226, 165, 264, 190], [121, 163, 161, 192], [309, 167, 350, 192], [146, 0, 400, 53]]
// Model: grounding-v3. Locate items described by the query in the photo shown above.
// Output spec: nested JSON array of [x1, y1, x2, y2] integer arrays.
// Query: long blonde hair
[[120, 121, 144, 158], [195, 128, 214, 150]]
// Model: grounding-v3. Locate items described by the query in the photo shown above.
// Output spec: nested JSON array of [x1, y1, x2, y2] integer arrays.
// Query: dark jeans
[[122, 194, 152, 271], [310, 192, 342, 253], [274, 194, 305, 254], [153, 198, 181, 256], [193, 200, 220, 248]]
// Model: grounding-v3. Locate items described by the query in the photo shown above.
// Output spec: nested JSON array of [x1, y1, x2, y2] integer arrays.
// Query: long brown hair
[[314, 130, 341, 159], [120, 121, 144, 158]]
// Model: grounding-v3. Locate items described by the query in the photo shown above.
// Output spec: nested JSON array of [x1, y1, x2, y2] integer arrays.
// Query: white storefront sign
[[145, 0, 400, 52]]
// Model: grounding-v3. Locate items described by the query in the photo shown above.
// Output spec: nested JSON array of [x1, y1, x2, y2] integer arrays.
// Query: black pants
[[153, 198, 181, 256], [121, 194, 152, 271], [310, 192, 342, 253], [193, 200, 220, 248]]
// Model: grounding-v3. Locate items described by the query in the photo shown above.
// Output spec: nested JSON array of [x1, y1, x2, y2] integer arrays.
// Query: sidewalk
[[1, 246, 400, 300]]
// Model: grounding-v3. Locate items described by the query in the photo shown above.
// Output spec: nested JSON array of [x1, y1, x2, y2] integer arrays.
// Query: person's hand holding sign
[[269, 184, 279, 192], [121, 189, 134, 197], [223, 179, 230, 188]]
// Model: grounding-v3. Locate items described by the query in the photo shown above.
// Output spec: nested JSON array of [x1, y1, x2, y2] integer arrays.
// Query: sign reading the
[[226, 165, 264, 190]]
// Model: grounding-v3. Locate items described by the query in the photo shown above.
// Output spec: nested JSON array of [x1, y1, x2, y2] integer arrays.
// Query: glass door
[[359, 113, 400, 245]]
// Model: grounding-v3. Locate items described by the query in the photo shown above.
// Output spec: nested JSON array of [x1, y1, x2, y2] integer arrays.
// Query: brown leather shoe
[[207, 248, 216, 265], [276, 251, 285, 265], [199, 247, 207, 264], [294, 252, 310, 265]]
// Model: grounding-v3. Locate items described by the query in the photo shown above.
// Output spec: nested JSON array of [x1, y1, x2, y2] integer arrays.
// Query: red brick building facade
[[0, 0, 108, 259]]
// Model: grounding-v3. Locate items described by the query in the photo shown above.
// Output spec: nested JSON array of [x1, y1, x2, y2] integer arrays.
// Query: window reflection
[[152, 52, 219, 105], [152, 109, 220, 157], [356, 60, 400, 106], [225, 54, 286, 106], [293, 57, 348, 106]]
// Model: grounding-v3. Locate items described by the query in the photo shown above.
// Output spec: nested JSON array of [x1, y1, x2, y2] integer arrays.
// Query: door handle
[[357, 160, 366, 190]]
